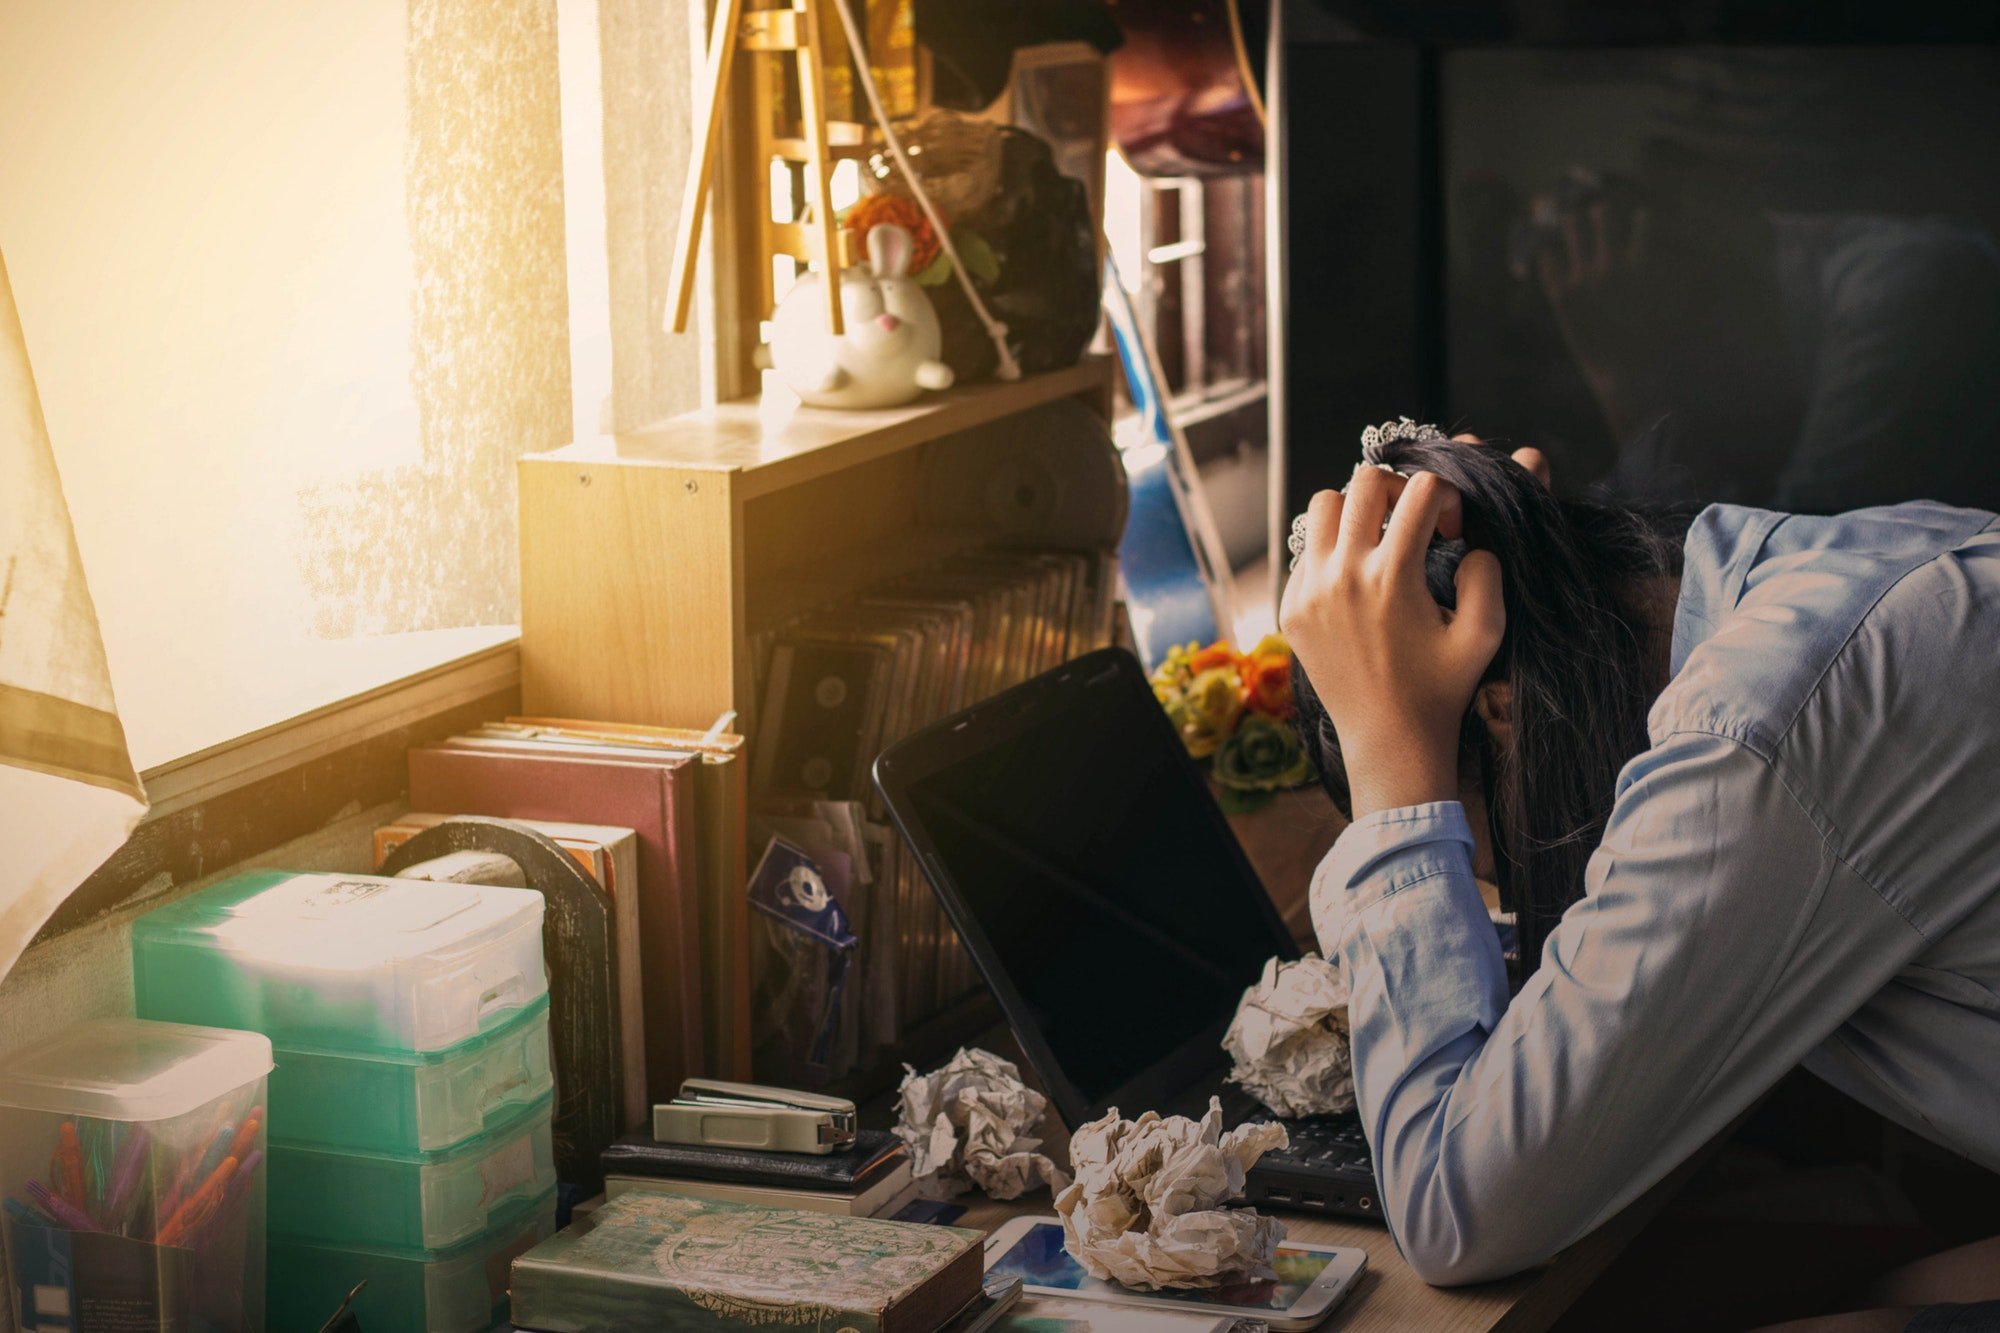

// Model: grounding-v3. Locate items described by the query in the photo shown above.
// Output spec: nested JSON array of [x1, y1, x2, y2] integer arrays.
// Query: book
[[379, 814, 647, 1129], [598, 1128, 902, 1191], [408, 743, 707, 1105], [496, 717, 753, 1081], [509, 1192, 984, 1333], [603, 1156, 914, 1217]]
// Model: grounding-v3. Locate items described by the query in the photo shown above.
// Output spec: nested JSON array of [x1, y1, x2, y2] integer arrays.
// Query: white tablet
[[983, 1216, 1367, 1331]]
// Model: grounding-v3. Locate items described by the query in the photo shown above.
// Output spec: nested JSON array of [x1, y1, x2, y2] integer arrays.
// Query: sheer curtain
[[0, 247, 145, 982]]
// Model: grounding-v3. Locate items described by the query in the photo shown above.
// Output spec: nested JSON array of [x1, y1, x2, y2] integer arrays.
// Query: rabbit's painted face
[[837, 270, 930, 355]]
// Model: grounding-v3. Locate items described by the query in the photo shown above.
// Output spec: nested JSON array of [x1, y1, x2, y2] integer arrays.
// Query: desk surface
[[951, 1161, 1695, 1333]]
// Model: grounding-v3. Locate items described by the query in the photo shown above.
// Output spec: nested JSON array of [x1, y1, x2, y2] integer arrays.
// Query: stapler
[[653, 1079, 858, 1154]]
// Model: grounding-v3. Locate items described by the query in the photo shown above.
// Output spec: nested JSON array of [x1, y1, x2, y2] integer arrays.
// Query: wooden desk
[[950, 1156, 1702, 1333]]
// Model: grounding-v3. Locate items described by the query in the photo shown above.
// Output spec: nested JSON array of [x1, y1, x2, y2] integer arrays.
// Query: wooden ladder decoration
[[666, 0, 853, 340]]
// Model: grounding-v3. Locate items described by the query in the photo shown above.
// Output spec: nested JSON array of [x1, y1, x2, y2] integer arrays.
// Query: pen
[[156, 1154, 236, 1248], [103, 1124, 152, 1234], [193, 1119, 236, 1179], [25, 1179, 102, 1233], [224, 1108, 262, 1163], [191, 1149, 264, 1251], [51, 1123, 86, 1212], [158, 1120, 230, 1224]]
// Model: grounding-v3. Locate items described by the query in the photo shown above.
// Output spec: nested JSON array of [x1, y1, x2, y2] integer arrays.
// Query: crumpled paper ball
[[1222, 953, 1355, 1119], [893, 1047, 1069, 1200], [1055, 1098, 1289, 1290]]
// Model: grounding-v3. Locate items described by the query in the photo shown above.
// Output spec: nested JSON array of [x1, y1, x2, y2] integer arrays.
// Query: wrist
[[1343, 738, 1459, 819]]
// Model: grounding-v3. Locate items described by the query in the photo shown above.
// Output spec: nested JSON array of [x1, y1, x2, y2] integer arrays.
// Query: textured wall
[[299, 0, 573, 637], [600, 0, 705, 427]]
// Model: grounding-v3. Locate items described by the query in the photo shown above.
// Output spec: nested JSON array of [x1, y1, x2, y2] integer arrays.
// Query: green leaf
[[955, 230, 1000, 284], [914, 250, 952, 287]]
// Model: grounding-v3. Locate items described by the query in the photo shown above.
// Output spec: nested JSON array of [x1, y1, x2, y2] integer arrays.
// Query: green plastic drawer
[[268, 1190, 555, 1333], [133, 872, 545, 1056], [269, 1096, 555, 1252], [269, 996, 552, 1154]]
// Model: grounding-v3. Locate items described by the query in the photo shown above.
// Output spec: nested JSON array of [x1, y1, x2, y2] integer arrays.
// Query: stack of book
[[404, 717, 749, 1108], [750, 547, 1116, 1082], [598, 1127, 913, 1218]]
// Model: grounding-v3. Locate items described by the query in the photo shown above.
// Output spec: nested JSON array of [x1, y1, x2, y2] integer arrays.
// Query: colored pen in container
[[50, 1123, 86, 1212], [102, 1124, 152, 1234], [223, 1108, 262, 1162], [25, 1179, 102, 1232], [157, 1119, 230, 1223], [191, 1149, 264, 1251], [156, 1155, 236, 1248]]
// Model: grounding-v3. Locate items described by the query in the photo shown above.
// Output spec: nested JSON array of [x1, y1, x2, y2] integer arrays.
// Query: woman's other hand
[[1279, 468, 1506, 818]]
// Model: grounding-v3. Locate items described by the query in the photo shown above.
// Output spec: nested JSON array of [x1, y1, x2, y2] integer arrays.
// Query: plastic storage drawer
[[268, 994, 553, 1154], [267, 1189, 555, 1333], [268, 1095, 556, 1251], [133, 871, 545, 1055]]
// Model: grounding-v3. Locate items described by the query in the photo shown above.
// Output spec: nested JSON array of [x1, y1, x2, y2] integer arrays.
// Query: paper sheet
[[1221, 954, 1355, 1119], [894, 1047, 1069, 1200], [1055, 1098, 1289, 1290]]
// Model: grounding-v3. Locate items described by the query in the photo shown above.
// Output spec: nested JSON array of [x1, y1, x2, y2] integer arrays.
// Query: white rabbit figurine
[[756, 222, 956, 409]]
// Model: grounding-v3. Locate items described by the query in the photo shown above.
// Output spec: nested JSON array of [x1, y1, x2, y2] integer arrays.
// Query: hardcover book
[[598, 1127, 902, 1191], [408, 743, 707, 1103], [509, 1192, 984, 1333], [379, 813, 647, 1128], [601, 1157, 914, 1218]]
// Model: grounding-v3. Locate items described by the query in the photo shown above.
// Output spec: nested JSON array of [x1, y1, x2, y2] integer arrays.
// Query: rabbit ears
[[866, 223, 914, 280]]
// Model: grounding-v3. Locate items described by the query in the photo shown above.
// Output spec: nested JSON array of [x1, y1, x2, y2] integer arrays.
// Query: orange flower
[[844, 193, 941, 273], [1186, 641, 1238, 676], [1240, 652, 1292, 718], [1238, 633, 1295, 718]]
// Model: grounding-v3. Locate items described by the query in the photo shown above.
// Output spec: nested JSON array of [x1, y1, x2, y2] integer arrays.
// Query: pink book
[[408, 743, 706, 1104]]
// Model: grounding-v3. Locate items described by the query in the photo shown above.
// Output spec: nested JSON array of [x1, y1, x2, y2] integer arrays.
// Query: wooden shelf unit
[[518, 356, 1118, 731]]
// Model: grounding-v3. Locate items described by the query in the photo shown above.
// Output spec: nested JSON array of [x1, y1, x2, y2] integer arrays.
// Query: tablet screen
[[988, 1221, 1336, 1313]]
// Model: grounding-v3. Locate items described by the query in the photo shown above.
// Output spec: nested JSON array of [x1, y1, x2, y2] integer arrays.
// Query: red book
[[408, 743, 706, 1104]]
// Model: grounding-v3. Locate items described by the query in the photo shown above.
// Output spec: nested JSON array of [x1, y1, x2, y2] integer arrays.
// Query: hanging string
[[824, 0, 1021, 380]]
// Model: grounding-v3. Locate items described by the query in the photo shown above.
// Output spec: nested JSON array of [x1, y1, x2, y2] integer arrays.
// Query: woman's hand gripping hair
[[1279, 466, 1506, 819]]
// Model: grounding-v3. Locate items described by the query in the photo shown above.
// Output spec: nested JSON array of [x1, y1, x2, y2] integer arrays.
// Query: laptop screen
[[881, 651, 1298, 1119]]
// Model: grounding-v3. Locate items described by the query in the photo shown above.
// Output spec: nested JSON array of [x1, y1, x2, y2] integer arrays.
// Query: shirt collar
[[1669, 505, 1787, 678]]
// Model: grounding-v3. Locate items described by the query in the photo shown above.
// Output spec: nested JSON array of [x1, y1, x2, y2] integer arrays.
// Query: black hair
[[1291, 438, 1690, 976]]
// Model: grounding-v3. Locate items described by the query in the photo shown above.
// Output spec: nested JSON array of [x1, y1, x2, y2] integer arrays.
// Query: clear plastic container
[[268, 994, 554, 1154], [267, 1189, 556, 1333], [267, 1094, 556, 1251], [0, 1019, 273, 1333], [132, 871, 546, 1054]]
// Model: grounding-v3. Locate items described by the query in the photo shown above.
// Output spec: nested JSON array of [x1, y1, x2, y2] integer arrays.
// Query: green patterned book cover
[[510, 1191, 985, 1332]]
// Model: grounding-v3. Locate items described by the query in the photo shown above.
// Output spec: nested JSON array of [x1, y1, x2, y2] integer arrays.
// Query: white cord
[[825, 0, 1021, 380]]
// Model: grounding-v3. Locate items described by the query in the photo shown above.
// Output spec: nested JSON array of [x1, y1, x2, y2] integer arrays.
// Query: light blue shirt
[[1311, 500, 2000, 1285]]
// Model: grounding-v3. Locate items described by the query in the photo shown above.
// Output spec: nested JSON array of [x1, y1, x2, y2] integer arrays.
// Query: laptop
[[874, 646, 1381, 1221]]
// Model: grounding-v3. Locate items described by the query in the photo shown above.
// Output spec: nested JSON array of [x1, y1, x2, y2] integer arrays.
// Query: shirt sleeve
[[1313, 729, 1919, 1284]]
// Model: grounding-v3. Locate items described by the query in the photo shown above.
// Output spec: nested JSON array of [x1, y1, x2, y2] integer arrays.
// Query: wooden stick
[[664, 0, 748, 334], [794, 0, 844, 336]]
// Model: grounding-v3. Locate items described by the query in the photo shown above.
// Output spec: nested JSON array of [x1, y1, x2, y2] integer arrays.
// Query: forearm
[[1313, 803, 1524, 1282]]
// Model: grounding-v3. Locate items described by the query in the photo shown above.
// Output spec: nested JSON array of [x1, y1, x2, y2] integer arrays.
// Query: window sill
[[34, 637, 523, 947]]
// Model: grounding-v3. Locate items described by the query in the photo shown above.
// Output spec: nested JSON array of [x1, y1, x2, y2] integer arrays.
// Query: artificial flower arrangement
[[1151, 635, 1317, 813], [842, 194, 998, 293]]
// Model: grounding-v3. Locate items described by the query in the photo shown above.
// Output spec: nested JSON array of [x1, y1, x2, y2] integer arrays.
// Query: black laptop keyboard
[[1252, 1112, 1375, 1176]]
